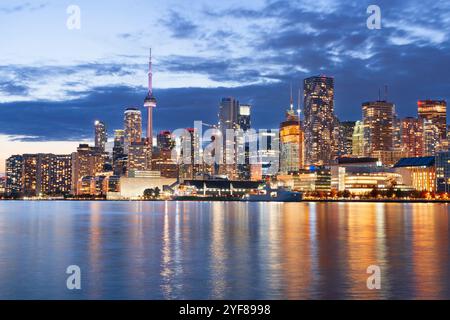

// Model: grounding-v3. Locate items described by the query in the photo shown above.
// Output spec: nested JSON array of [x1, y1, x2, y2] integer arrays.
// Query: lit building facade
[[94, 120, 107, 152], [5, 155, 23, 196], [436, 151, 450, 192], [127, 140, 152, 174], [112, 129, 126, 175], [338, 121, 355, 156], [352, 121, 365, 157], [72, 144, 105, 195], [362, 100, 395, 157], [303, 76, 335, 165], [394, 157, 436, 192], [124, 107, 142, 153], [280, 108, 302, 173], [418, 100, 447, 143], [401, 117, 423, 157]]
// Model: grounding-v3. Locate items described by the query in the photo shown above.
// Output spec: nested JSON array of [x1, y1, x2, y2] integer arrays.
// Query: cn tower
[[144, 48, 157, 145]]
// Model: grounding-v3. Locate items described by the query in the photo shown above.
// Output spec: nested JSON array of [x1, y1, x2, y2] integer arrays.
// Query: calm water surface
[[0, 201, 449, 299]]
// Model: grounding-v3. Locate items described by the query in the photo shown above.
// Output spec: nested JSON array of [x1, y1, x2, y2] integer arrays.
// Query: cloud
[[160, 10, 199, 39], [0, 1, 48, 14]]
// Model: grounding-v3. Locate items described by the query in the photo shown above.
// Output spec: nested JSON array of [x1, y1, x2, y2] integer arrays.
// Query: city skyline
[[1, 0, 450, 173]]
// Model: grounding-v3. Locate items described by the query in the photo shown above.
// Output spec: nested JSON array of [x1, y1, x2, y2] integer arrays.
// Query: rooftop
[[393, 157, 435, 168]]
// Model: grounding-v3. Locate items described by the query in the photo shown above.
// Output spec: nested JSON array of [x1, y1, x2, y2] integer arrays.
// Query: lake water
[[0, 201, 449, 299]]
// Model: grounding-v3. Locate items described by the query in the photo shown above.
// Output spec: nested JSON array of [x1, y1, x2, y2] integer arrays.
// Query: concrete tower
[[144, 48, 157, 146]]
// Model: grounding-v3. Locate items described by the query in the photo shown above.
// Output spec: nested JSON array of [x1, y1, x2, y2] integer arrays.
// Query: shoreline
[[0, 198, 449, 203]]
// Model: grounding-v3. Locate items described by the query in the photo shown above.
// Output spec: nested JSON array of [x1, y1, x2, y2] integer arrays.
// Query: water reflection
[[0, 201, 449, 299]]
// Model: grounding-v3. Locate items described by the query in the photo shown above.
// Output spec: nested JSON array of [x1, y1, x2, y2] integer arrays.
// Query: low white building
[[107, 171, 176, 200]]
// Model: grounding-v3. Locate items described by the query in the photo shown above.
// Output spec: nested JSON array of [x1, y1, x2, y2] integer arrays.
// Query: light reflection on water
[[0, 201, 448, 299]]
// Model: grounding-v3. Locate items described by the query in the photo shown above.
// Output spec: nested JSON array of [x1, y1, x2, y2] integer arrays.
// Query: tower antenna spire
[[148, 48, 153, 96], [290, 82, 293, 110]]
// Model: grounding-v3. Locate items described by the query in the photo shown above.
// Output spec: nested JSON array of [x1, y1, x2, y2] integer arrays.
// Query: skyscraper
[[418, 100, 447, 154], [338, 121, 356, 156], [352, 121, 365, 157], [127, 140, 152, 174], [113, 129, 126, 176], [178, 128, 202, 180], [418, 100, 447, 141], [18, 153, 72, 196], [72, 144, 105, 194], [143, 48, 157, 146], [94, 121, 107, 152], [362, 100, 395, 156], [218, 97, 240, 179], [5, 155, 23, 196], [303, 76, 335, 165], [280, 87, 302, 173], [124, 107, 142, 153], [237, 104, 252, 180], [401, 117, 423, 157]]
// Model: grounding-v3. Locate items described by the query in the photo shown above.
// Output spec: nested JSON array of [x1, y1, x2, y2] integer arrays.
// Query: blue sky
[[1, 0, 450, 172]]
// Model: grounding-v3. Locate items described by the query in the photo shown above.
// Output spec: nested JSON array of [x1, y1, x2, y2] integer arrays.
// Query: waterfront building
[[5, 155, 23, 196], [277, 168, 331, 192], [108, 172, 176, 200], [303, 75, 335, 165], [352, 121, 365, 157], [72, 144, 105, 195], [330, 165, 411, 195], [179, 179, 261, 198], [124, 107, 142, 153], [0, 176, 5, 196], [362, 100, 395, 157], [401, 117, 424, 157], [94, 120, 107, 152], [17, 153, 72, 197], [394, 157, 436, 192]]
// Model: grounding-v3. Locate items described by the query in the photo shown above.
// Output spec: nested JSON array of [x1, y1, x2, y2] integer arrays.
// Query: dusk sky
[[1, 0, 450, 173]]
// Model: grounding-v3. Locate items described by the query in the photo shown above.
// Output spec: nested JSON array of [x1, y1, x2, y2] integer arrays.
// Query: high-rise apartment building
[[338, 121, 356, 156], [94, 120, 107, 152], [124, 107, 142, 153], [303, 76, 335, 165], [401, 117, 423, 157], [418, 100, 447, 141], [5, 155, 23, 196], [362, 100, 395, 157], [127, 140, 152, 174], [72, 144, 105, 194]]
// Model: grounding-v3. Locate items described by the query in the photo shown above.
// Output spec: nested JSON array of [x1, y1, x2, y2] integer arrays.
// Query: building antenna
[[290, 82, 293, 111], [378, 88, 381, 101], [384, 84, 388, 101], [297, 86, 301, 116]]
